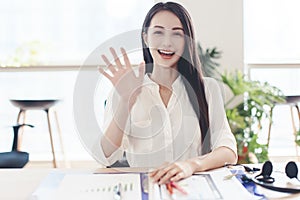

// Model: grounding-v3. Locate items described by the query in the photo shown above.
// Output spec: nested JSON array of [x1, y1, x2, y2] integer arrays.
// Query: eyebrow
[[153, 25, 184, 31]]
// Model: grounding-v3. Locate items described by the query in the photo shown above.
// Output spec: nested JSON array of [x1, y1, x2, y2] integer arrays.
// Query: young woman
[[98, 2, 237, 184]]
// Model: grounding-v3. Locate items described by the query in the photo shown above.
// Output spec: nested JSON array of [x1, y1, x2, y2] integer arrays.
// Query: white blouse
[[93, 74, 237, 167]]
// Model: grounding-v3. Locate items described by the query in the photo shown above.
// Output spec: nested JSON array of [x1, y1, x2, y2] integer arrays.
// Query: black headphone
[[254, 160, 275, 183], [252, 160, 300, 193]]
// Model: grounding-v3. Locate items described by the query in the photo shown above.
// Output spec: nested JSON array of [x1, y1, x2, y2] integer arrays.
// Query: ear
[[142, 32, 148, 47]]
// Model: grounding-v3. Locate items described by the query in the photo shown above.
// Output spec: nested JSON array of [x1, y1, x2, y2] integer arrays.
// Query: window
[[0, 0, 153, 66], [0, 0, 154, 162], [244, 0, 300, 94], [244, 0, 300, 157], [244, 0, 300, 64]]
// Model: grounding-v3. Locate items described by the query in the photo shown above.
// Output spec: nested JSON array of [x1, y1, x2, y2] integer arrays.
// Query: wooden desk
[[0, 168, 148, 200], [1, 167, 300, 200], [0, 169, 50, 200], [0, 168, 95, 200]]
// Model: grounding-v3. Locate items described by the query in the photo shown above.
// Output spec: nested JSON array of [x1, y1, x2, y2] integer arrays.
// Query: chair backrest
[[0, 124, 33, 168], [11, 124, 34, 151]]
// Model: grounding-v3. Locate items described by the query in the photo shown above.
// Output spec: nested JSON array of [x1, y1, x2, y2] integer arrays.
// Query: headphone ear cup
[[285, 161, 298, 179], [262, 160, 273, 177]]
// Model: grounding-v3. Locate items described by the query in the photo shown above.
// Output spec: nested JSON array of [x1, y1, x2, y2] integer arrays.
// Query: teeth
[[159, 49, 174, 55]]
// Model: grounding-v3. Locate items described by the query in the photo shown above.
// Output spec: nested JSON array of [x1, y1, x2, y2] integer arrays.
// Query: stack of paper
[[149, 168, 255, 200]]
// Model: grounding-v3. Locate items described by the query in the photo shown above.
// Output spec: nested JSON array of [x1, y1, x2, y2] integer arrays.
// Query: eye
[[173, 32, 183, 37], [153, 31, 163, 35]]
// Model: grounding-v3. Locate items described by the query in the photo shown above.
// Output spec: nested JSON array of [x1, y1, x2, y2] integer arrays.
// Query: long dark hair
[[141, 2, 211, 154]]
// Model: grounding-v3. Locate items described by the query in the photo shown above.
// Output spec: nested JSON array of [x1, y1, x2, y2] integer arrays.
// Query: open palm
[[99, 47, 145, 105]]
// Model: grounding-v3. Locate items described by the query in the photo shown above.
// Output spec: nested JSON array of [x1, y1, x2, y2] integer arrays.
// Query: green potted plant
[[221, 71, 285, 163], [197, 43, 286, 163]]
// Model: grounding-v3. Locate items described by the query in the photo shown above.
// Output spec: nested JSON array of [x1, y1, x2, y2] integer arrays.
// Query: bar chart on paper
[[54, 173, 142, 200]]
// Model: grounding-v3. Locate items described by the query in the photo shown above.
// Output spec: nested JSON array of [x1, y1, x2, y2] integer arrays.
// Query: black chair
[[108, 152, 130, 168], [0, 124, 33, 168], [10, 99, 64, 168]]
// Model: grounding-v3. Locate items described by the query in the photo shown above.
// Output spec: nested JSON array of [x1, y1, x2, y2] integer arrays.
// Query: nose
[[161, 32, 173, 48]]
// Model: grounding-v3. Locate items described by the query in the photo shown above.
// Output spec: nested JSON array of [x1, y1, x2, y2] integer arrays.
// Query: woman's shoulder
[[203, 77, 220, 90], [203, 77, 226, 103]]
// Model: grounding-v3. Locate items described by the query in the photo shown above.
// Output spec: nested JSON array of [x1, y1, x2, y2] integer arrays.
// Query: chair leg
[[267, 107, 274, 148], [45, 109, 57, 168], [53, 110, 69, 168]]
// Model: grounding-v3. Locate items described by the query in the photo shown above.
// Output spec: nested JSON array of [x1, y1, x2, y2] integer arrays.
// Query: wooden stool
[[10, 99, 65, 168], [267, 95, 300, 157]]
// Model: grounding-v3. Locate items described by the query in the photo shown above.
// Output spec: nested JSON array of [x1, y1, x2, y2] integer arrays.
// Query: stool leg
[[290, 105, 299, 159], [296, 104, 300, 129], [53, 110, 70, 168], [267, 107, 274, 148], [291, 105, 298, 136], [45, 109, 57, 168], [16, 110, 26, 151], [17, 109, 23, 124], [294, 104, 300, 161]]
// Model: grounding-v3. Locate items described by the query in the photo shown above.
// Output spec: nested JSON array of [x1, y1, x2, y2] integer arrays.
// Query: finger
[[150, 162, 169, 178], [101, 54, 117, 74], [158, 168, 179, 184], [170, 171, 185, 182], [98, 67, 112, 80], [138, 61, 145, 79], [149, 169, 158, 177], [109, 47, 123, 69], [152, 168, 167, 183], [120, 47, 131, 68], [152, 166, 173, 183]]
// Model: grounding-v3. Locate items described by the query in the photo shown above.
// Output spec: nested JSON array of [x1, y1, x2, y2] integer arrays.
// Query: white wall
[[156, 0, 244, 72]]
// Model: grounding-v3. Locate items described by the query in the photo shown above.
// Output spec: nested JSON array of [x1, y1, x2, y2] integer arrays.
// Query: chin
[[154, 57, 181, 69], [156, 61, 177, 68]]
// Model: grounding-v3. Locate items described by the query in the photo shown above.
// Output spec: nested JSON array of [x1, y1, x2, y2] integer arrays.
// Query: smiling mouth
[[158, 49, 175, 57]]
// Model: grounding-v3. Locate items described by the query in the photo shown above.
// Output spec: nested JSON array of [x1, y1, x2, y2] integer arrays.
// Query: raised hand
[[99, 47, 145, 106]]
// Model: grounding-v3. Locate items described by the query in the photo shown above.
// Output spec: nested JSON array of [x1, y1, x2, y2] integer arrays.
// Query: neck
[[150, 64, 179, 88]]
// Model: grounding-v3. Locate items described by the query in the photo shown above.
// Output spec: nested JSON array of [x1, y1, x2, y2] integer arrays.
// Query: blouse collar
[[143, 73, 184, 92]]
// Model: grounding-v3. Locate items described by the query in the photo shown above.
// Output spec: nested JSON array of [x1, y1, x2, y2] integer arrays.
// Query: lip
[[157, 49, 175, 59]]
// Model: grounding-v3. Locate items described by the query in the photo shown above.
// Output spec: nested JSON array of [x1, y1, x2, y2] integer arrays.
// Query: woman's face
[[144, 10, 185, 69]]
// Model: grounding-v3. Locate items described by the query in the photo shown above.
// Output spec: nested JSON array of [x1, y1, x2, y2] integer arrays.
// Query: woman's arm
[[150, 146, 237, 184], [101, 99, 131, 157], [191, 146, 237, 171], [99, 47, 145, 158]]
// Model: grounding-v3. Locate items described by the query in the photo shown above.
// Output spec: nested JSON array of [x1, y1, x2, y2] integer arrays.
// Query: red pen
[[170, 181, 188, 195], [166, 182, 173, 195]]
